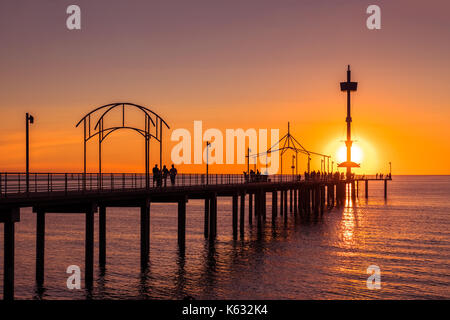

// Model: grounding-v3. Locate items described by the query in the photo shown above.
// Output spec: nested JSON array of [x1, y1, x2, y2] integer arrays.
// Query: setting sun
[[336, 145, 363, 164]]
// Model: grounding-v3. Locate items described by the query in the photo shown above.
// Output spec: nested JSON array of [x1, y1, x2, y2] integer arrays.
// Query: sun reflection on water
[[340, 184, 357, 248]]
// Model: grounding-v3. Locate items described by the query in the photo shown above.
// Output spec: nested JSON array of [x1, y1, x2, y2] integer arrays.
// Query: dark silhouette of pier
[[0, 66, 391, 300], [0, 172, 391, 300]]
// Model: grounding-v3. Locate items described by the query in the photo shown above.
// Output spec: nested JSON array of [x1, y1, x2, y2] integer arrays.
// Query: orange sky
[[0, 1, 449, 175]]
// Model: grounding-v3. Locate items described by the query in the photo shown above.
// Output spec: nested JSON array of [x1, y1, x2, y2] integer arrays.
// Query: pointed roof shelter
[[248, 122, 331, 175]]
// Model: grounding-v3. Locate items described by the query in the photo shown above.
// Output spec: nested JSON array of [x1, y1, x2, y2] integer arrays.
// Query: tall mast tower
[[338, 65, 360, 179]]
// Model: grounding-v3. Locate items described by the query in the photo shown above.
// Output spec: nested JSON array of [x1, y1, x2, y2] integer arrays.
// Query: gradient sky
[[0, 0, 449, 174]]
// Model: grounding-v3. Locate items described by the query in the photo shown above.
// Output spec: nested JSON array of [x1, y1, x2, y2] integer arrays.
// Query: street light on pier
[[291, 155, 295, 175], [246, 147, 250, 174], [26, 113, 34, 193], [206, 141, 210, 185], [307, 156, 311, 174]]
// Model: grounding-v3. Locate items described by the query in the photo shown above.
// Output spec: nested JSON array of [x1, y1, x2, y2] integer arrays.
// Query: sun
[[337, 144, 363, 164]]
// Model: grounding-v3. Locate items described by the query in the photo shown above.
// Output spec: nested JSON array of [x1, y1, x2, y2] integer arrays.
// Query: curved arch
[[75, 102, 169, 129], [90, 126, 159, 141], [75, 102, 170, 189]]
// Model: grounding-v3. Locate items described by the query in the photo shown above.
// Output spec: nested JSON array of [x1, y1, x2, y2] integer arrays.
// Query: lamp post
[[291, 155, 295, 176], [307, 156, 311, 174], [26, 113, 34, 193], [389, 162, 392, 177], [206, 141, 210, 185], [246, 147, 251, 174]]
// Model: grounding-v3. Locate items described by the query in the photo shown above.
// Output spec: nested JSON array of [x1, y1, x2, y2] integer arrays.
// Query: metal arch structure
[[250, 122, 331, 175], [76, 102, 170, 188]]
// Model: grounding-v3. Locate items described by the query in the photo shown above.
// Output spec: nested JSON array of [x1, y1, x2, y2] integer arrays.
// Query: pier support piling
[[290, 189, 293, 213], [357, 181, 359, 198], [240, 193, 245, 236], [284, 190, 288, 217], [262, 191, 266, 221], [232, 194, 238, 239], [257, 190, 264, 229], [294, 188, 298, 215], [204, 198, 209, 238], [272, 190, 277, 221], [298, 187, 303, 216], [320, 185, 325, 215], [140, 202, 150, 268], [177, 197, 186, 247], [1, 208, 20, 300], [85, 208, 95, 289], [279, 191, 284, 216], [351, 181, 356, 201], [99, 206, 106, 267], [36, 209, 45, 287], [209, 194, 217, 239], [314, 187, 320, 216], [248, 193, 253, 225]]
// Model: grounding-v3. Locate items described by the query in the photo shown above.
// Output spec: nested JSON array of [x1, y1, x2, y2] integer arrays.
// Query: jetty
[[0, 66, 391, 300], [0, 172, 390, 300]]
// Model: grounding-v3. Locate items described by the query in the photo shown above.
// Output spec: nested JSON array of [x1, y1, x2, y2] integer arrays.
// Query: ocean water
[[0, 175, 449, 299]]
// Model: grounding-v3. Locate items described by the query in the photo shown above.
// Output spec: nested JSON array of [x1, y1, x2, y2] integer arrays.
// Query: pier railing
[[0, 172, 333, 197], [0, 172, 389, 197]]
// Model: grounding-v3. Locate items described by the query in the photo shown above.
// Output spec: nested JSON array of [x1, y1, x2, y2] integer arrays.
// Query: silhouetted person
[[152, 164, 159, 187], [250, 170, 255, 182], [162, 165, 169, 187], [169, 164, 177, 186]]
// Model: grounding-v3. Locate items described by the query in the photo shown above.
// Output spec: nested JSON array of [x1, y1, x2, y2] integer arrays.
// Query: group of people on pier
[[376, 173, 391, 179], [150, 165, 390, 188], [242, 170, 357, 183], [303, 170, 341, 181], [243, 169, 268, 182], [303, 171, 354, 181], [152, 164, 178, 187]]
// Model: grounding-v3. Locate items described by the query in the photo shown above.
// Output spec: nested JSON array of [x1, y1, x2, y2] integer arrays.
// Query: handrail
[[0, 172, 389, 198]]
